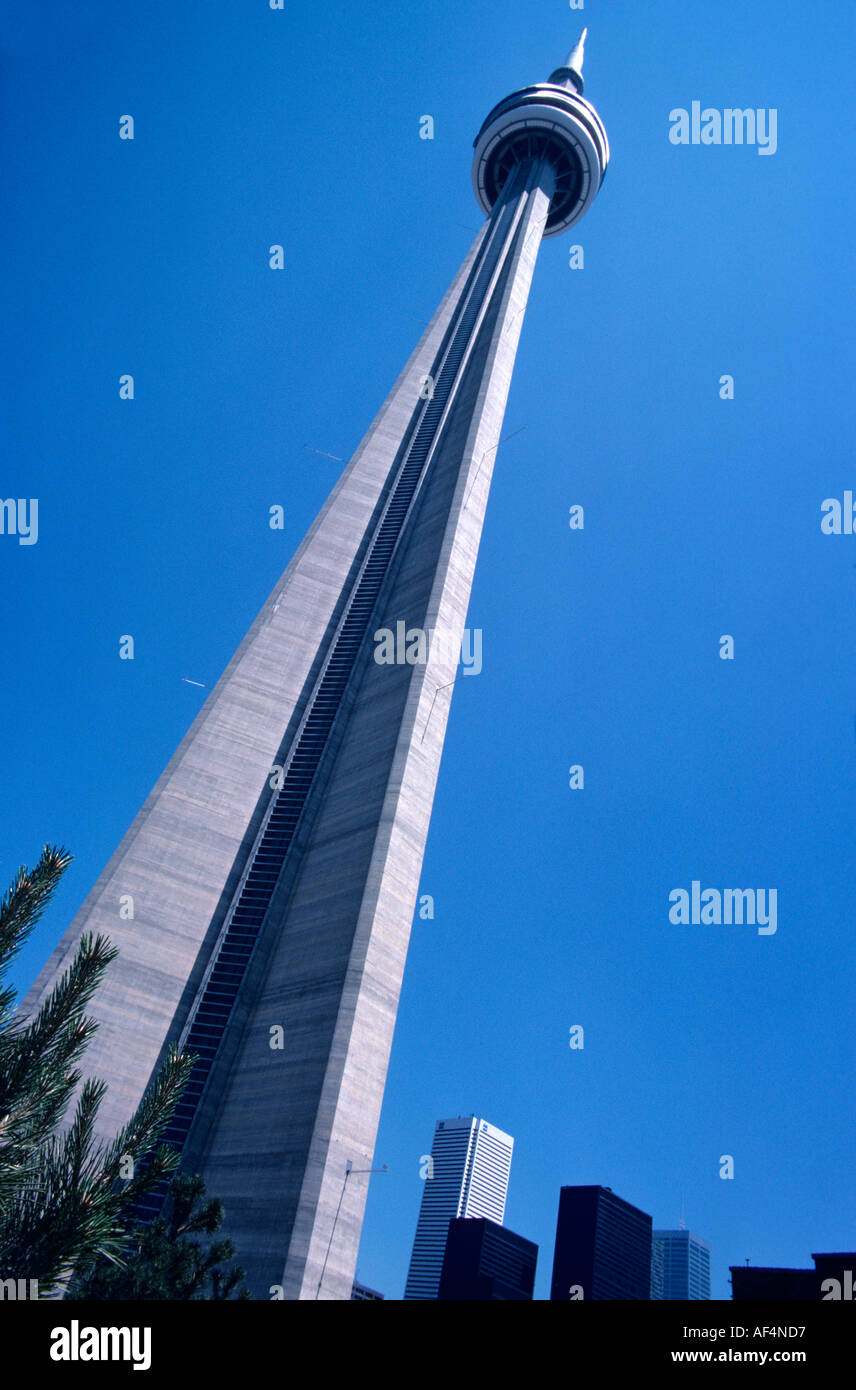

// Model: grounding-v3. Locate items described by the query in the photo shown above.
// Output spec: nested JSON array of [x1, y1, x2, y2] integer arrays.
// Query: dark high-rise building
[[437, 1218, 537, 1301], [730, 1266, 817, 1300], [550, 1186, 652, 1301], [813, 1253, 856, 1300], [19, 35, 608, 1299], [730, 1252, 856, 1301]]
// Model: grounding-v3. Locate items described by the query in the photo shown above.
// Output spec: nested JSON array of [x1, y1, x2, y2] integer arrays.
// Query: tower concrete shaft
[[20, 44, 608, 1299]]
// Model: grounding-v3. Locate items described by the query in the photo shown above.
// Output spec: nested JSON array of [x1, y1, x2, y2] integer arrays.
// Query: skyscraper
[[438, 1218, 537, 1301], [652, 1230, 711, 1300], [351, 1281, 385, 1301], [19, 36, 608, 1299], [550, 1186, 653, 1301], [650, 1236, 665, 1300], [730, 1252, 856, 1301], [405, 1116, 514, 1300]]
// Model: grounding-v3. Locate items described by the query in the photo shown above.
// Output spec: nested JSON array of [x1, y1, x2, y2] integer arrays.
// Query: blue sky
[[3, 0, 855, 1300]]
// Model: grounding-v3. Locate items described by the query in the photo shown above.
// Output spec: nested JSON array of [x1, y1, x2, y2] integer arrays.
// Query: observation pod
[[472, 29, 610, 236]]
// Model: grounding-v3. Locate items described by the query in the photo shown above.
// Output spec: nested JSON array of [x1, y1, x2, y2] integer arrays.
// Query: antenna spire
[[548, 28, 589, 94], [567, 27, 587, 79]]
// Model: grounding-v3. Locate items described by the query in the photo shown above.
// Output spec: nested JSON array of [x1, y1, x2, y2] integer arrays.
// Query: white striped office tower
[[405, 1116, 514, 1300]]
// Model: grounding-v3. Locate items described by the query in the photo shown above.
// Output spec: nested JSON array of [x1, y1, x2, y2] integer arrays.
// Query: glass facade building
[[652, 1230, 711, 1300]]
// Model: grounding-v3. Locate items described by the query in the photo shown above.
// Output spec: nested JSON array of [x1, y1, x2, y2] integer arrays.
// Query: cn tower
[[21, 35, 609, 1298]]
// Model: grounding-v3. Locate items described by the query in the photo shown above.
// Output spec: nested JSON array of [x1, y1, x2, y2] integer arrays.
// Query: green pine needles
[[69, 1173, 250, 1301], [0, 844, 195, 1295]]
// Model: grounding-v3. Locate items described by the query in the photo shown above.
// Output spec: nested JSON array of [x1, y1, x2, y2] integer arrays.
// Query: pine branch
[[0, 1048, 193, 1292], [0, 932, 118, 1203], [67, 1172, 251, 1301], [100, 1045, 194, 1188], [0, 845, 72, 973], [0, 847, 242, 1300]]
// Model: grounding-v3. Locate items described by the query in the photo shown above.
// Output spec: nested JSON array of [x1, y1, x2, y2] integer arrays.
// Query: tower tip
[[549, 28, 588, 94], [567, 27, 587, 75]]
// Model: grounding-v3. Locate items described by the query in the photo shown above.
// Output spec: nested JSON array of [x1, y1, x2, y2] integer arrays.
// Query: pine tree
[[0, 844, 194, 1295], [69, 1173, 251, 1300]]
